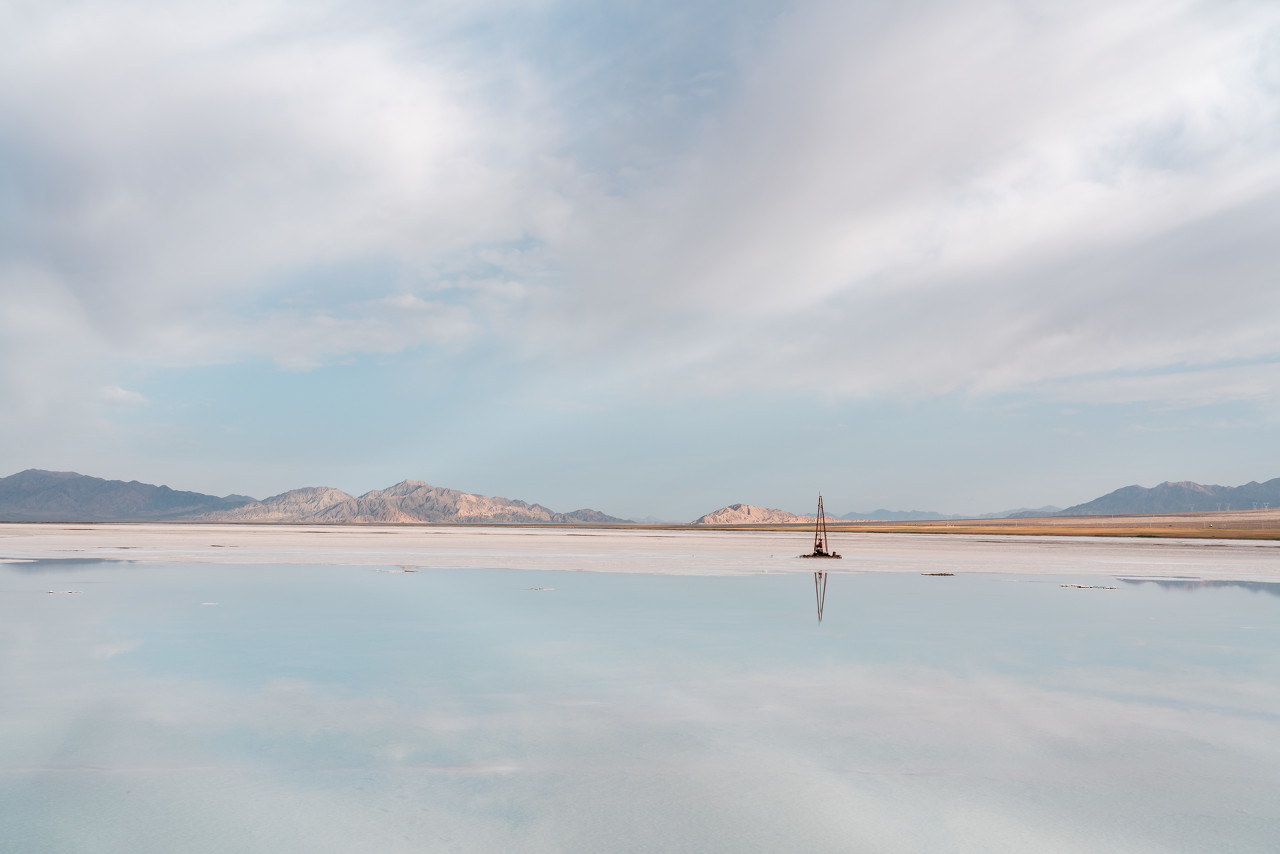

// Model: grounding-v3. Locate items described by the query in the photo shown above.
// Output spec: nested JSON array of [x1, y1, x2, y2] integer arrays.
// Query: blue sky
[[2, 0, 1279, 520]]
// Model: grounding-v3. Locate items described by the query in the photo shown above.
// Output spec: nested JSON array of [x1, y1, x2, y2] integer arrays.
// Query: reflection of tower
[[814, 571, 828, 623]]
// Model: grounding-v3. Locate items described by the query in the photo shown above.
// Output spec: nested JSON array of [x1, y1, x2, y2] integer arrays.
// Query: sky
[[2, 0, 1280, 521]]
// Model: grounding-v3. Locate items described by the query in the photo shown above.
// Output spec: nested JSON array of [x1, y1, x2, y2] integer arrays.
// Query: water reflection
[[4, 559, 1280, 853], [1119, 578, 1280, 598], [2, 557, 119, 573], [813, 572, 828, 623]]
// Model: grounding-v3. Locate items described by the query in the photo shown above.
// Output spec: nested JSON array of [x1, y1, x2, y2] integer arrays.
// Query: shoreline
[[3, 507, 1279, 540], [2, 521, 1278, 581]]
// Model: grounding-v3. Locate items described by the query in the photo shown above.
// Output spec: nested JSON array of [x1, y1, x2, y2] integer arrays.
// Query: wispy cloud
[[545, 0, 1280, 402]]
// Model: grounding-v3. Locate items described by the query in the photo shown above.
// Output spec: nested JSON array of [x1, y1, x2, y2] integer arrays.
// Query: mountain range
[[0, 469, 255, 521], [696, 478, 1279, 524], [693, 504, 843, 525], [3, 470, 1277, 525], [838, 506, 1062, 522], [0, 470, 627, 524], [190, 480, 624, 524], [1058, 478, 1280, 515]]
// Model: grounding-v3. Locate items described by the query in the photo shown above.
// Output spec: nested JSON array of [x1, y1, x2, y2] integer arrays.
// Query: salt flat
[[1, 522, 1277, 580]]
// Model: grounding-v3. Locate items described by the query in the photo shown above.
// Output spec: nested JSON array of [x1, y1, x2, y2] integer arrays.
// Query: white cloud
[[98, 385, 148, 405], [91, 638, 142, 658], [1038, 361, 1280, 409], [0, 0, 554, 371], [3, 0, 1280, 433], [0, 264, 104, 419], [542, 0, 1280, 404]]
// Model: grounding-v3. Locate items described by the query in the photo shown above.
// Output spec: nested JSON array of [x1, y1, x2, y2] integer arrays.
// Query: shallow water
[[2, 551, 1279, 852]]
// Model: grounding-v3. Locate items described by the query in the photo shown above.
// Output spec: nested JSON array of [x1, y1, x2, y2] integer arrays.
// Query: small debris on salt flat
[[48, 590, 82, 595], [1061, 584, 1117, 590], [526, 587, 555, 591], [922, 572, 955, 576], [375, 569, 418, 573]]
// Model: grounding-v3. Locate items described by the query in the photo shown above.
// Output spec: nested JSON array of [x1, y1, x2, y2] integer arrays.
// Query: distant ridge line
[[692, 477, 1279, 523], [0, 470, 628, 524], [1058, 478, 1280, 516]]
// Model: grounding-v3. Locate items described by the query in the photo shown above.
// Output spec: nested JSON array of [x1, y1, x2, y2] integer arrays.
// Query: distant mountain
[[0, 469, 254, 521], [696, 478, 1278, 525], [1060, 479, 1280, 515], [560, 508, 628, 524], [694, 504, 839, 525], [840, 509, 959, 521], [1000, 506, 1063, 518], [839, 506, 1061, 521], [0, 470, 627, 524], [195, 480, 627, 524], [199, 486, 353, 522]]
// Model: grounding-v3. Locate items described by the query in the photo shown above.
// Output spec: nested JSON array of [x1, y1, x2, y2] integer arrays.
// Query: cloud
[[0, 264, 105, 420], [539, 0, 1280, 404], [1038, 360, 1280, 409], [91, 638, 142, 658], [0, 0, 553, 373], [3, 0, 1280, 427], [98, 386, 148, 405]]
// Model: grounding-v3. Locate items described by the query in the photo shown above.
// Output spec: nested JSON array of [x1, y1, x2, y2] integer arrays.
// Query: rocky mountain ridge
[[6, 470, 1276, 525], [693, 477, 1278, 523], [196, 480, 623, 524], [0, 470, 626, 524], [1059, 478, 1280, 515]]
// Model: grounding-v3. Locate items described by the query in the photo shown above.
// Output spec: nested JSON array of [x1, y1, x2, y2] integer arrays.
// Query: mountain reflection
[[5, 557, 119, 573], [1119, 578, 1280, 598]]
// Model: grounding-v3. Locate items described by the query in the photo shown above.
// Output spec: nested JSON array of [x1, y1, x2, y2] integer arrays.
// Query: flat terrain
[[695, 508, 1280, 539], [2, 521, 1278, 580]]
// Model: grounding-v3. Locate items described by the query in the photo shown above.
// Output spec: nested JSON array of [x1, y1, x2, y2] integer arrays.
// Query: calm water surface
[[2, 555, 1278, 852]]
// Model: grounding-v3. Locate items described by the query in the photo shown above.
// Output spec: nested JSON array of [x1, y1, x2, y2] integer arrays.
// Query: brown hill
[[693, 504, 838, 525], [197, 487, 358, 522], [0, 470, 626, 524], [198, 480, 627, 524]]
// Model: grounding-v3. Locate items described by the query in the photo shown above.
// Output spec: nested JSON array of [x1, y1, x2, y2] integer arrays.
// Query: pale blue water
[[2, 558, 1278, 852]]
